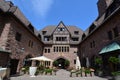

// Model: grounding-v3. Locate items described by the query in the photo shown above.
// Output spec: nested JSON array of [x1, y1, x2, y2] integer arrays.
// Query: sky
[[6, 0, 98, 31]]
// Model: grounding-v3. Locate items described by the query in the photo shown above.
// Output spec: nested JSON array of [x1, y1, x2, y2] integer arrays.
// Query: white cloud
[[31, 0, 54, 18]]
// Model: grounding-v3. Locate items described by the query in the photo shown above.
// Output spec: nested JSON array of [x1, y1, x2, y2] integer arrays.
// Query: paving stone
[[10, 69, 108, 80]]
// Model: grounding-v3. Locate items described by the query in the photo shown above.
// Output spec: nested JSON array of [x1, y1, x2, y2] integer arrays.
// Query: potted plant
[[84, 68, 91, 77], [109, 56, 120, 80], [112, 71, 120, 80], [21, 66, 29, 74], [29, 66, 37, 77], [95, 57, 103, 76], [108, 56, 120, 71]]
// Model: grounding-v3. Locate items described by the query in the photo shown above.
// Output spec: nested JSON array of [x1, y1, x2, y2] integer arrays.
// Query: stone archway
[[23, 55, 32, 67], [55, 58, 70, 69]]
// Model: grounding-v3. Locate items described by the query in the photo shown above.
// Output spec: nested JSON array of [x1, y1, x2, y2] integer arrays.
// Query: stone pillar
[[31, 61, 36, 67], [17, 59, 23, 74]]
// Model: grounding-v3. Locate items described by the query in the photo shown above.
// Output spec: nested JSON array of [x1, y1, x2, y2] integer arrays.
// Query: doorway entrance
[[10, 59, 19, 75], [56, 58, 69, 69], [23, 55, 32, 66]]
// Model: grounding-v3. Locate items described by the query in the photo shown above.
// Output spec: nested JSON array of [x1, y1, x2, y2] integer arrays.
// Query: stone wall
[[0, 14, 43, 73], [78, 9, 120, 67]]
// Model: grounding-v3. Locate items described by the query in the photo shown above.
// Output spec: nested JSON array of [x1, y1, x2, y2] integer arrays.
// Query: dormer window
[[42, 31, 46, 35], [28, 24, 34, 33], [44, 36, 50, 41], [74, 31, 79, 35], [72, 37, 79, 41]]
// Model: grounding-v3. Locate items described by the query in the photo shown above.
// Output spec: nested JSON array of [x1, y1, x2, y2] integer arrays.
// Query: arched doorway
[[54, 58, 70, 69], [23, 55, 32, 66], [10, 59, 19, 75]]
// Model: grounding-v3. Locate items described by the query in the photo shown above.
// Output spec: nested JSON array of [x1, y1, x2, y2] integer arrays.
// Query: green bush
[[109, 56, 120, 64], [38, 65, 45, 70], [95, 57, 103, 65], [65, 60, 70, 67], [53, 61, 58, 67], [112, 71, 120, 76], [21, 66, 29, 74], [84, 69, 91, 74]]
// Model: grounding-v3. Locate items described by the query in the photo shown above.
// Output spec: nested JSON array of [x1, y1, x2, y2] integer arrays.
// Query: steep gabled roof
[[50, 21, 71, 36], [0, 0, 44, 44], [67, 26, 83, 37], [39, 26, 56, 36]]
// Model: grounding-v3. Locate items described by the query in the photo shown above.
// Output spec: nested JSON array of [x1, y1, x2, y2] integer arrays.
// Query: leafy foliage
[[95, 57, 103, 65], [108, 56, 120, 64], [112, 71, 120, 76], [65, 60, 70, 67], [53, 60, 58, 67]]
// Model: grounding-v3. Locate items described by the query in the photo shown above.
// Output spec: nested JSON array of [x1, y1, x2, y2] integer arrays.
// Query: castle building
[[0, 0, 120, 76], [78, 0, 120, 75], [0, 0, 43, 75], [39, 21, 83, 68]]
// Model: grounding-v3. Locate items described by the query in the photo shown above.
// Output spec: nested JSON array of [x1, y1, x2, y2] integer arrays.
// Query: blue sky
[[7, 0, 98, 31]]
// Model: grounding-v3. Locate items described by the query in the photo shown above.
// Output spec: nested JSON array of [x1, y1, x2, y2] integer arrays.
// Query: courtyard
[[10, 69, 108, 80]]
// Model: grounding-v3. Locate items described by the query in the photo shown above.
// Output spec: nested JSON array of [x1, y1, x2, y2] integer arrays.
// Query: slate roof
[[39, 26, 56, 36], [80, 0, 120, 44], [0, 0, 43, 44], [39, 23, 83, 45]]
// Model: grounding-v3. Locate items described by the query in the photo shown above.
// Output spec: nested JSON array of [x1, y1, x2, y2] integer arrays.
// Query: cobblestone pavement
[[10, 69, 108, 80]]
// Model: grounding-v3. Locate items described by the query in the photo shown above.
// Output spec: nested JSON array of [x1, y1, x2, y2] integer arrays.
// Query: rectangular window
[[42, 31, 46, 35], [62, 37, 67, 41], [108, 31, 113, 40], [74, 31, 79, 35], [59, 47, 61, 52], [72, 38, 79, 41], [28, 40, 33, 48], [44, 36, 50, 41], [67, 47, 69, 52], [64, 47, 66, 52], [56, 37, 59, 41], [74, 59, 76, 64], [113, 27, 119, 38], [62, 47, 64, 52], [15, 32, 21, 41], [54, 47, 56, 52], [56, 47, 58, 52], [45, 49, 47, 53], [48, 49, 50, 53]]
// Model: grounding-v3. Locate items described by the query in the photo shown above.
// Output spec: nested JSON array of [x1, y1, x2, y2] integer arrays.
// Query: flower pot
[[0, 68, 7, 80], [29, 67, 37, 77]]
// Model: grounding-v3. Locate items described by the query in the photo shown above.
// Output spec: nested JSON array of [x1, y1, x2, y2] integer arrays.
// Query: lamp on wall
[[20, 48, 24, 53], [16, 48, 24, 54]]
